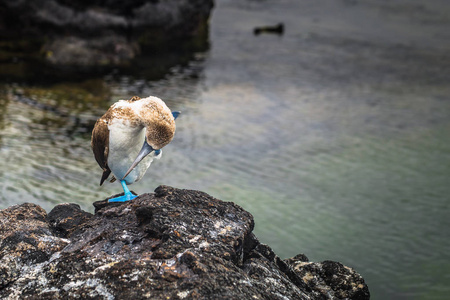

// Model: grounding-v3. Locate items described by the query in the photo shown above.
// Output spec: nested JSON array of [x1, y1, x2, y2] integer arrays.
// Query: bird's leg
[[108, 180, 137, 202], [120, 180, 136, 200]]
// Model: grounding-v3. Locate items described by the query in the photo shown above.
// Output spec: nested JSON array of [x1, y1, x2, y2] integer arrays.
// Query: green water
[[1, 0, 450, 299]]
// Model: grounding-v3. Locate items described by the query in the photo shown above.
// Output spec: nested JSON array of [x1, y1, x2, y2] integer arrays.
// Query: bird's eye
[[154, 149, 161, 155]]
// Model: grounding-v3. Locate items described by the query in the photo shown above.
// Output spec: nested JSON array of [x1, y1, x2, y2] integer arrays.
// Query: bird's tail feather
[[100, 169, 111, 186]]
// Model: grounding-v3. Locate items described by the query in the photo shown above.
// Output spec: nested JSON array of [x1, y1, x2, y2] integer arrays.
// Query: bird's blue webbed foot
[[108, 180, 137, 202]]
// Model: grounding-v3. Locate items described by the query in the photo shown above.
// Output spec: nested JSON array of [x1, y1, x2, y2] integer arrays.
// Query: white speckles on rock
[[239, 279, 253, 287], [177, 290, 190, 299], [63, 280, 85, 292], [199, 240, 210, 249], [188, 235, 202, 244], [213, 220, 240, 237], [90, 279, 115, 300], [63, 279, 115, 300], [92, 261, 120, 274], [40, 286, 60, 294]]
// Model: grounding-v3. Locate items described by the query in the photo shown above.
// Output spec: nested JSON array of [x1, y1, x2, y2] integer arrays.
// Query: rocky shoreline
[[0, 185, 370, 299], [0, 0, 214, 70]]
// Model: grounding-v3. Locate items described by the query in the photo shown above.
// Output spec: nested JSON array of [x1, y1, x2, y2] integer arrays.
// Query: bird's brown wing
[[91, 118, 113, 186]]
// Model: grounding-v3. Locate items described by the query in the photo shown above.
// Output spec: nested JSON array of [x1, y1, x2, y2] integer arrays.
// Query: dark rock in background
[[0, 185, 370, 299], [0, 0, 213, 68]]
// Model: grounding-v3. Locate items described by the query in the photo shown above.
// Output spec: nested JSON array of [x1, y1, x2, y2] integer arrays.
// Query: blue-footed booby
[[91, 96, 180, 202]]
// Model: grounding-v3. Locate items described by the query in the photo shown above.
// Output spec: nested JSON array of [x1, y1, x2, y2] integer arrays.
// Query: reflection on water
[[1, 0, 450, 299]]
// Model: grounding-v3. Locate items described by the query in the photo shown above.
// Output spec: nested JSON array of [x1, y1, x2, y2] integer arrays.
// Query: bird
[[91, 96, 180, 202]]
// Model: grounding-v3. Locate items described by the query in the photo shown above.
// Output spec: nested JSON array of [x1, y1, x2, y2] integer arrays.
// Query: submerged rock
[[0, 186, 370, 299]]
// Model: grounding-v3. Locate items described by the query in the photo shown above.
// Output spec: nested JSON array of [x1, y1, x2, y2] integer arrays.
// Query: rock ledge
[[0, 185, 370, 299]]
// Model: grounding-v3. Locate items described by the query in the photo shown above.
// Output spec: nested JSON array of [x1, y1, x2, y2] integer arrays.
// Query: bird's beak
[[122, 140, 155, 180]]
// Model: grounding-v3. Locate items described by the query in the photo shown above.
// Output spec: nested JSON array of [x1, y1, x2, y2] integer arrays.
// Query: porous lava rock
[[0, 185, 370, 299]]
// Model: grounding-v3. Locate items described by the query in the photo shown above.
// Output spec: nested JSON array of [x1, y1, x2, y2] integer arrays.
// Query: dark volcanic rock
[[0, 185, 370, 299], [0, 203, 70, 289], [0, 0, 213, 66], [285, 255, 370, 299], [47, 203, 93, 238]]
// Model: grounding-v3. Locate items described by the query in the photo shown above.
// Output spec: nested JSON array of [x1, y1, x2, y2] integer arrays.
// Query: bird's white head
[[138, 96, 177, 149], [120, 96, 180, 180]]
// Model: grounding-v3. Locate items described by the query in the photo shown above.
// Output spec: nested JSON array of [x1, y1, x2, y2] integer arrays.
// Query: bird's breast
[[107, 120, 154, 184]]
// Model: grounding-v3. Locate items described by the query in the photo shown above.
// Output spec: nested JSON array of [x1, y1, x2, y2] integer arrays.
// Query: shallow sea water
[[1, 0, 450, 299]]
